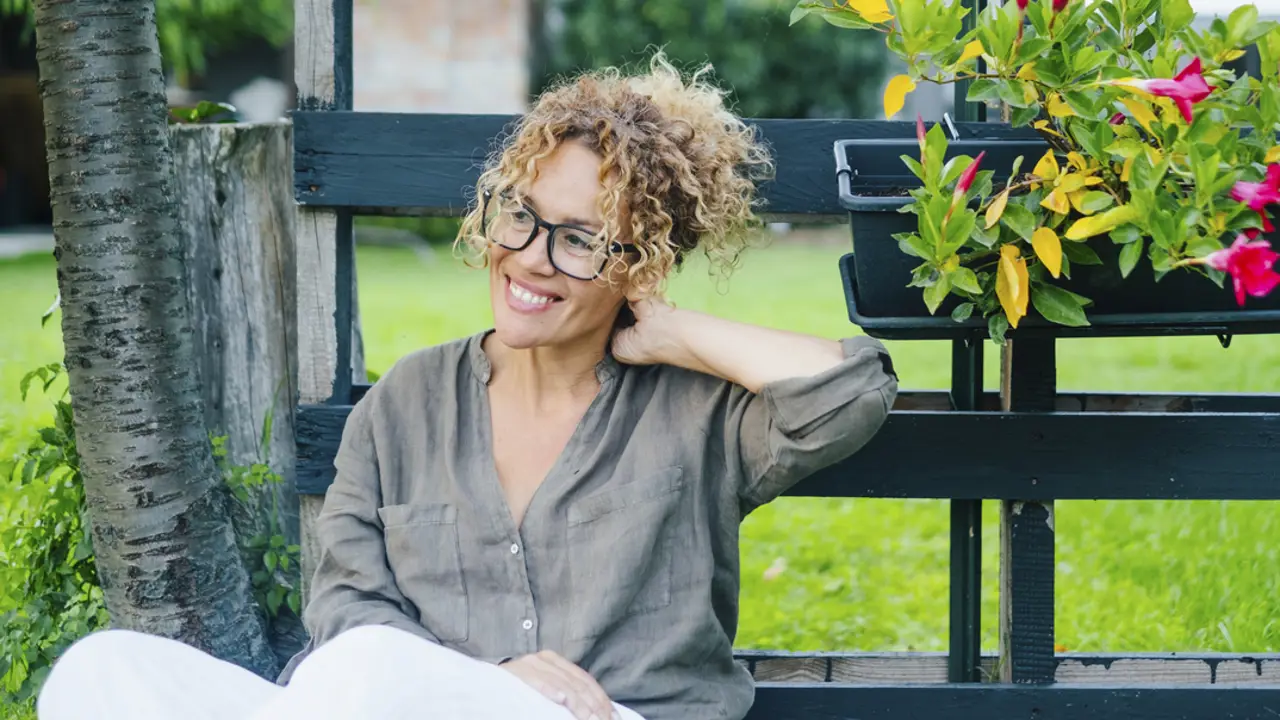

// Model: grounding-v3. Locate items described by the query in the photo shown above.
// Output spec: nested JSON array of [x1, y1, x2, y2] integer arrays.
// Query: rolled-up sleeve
[[730, 335, 898, 508]]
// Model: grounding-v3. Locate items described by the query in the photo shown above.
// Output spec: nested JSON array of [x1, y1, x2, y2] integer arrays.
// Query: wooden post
[[172, 119, 307, 664], [948, 338, 983, 683], [295, 0, 356, 605], [998, 338, 1057, 683]]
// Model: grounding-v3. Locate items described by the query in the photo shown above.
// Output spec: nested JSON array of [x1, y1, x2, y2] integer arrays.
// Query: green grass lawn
[[3, 237, 1279, 672]]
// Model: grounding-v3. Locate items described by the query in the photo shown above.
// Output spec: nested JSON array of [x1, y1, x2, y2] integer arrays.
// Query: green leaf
[[1110, 224, 1143, 244], [952, 267, 983, 294], [924, 274, 953, 314], [1227, 4, 1259, 46], [988, 314, 1010, 344], [1001, 204, 1037, 240], [1078, 191, 1115, 214], [1062, 242, 1103, 265], [1032, 283, 1091, 326], [942, 211, 978, 256], [790, 0, 822, 24], [952, 302, 976, 322], [1011, 105, 1040, 127], [898, 232, 935, 261], [264, 551, 278, 573], [1119, 238, 1144, 278], [966, 78, 1003, 103]]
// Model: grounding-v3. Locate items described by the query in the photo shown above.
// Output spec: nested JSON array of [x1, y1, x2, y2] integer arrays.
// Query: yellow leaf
[[943, 255, 961, 272], [1118, 97, 1157, 134], [1121, 156, 1134, 182], [1066, 152, 1088, 172], [1057, 174, 1088, 193], [1064, 205, 1139, 240], [1084, 176, 1104, 186], [1047, 94, 1076, 117], [1266, 146, 1280, 164], [847, 0, 895, 22], [884, 75, 916, 119], [1218, 48, 1246, 62], [1023, 82, 1040, 105], [1068, 190, 1090, 215], [997, 245, 1030, 329], [1032, 227, 1062, 278], [1041, 188, 1071, 215], [1032, 120, 1064, 138], [1017, 63, 1039, 81], [985, 188, 1011, 229], [1033, 149, 1059, 182], [959, 40, 985, 63]]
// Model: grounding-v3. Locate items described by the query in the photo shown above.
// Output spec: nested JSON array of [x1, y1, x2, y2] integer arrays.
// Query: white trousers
[[36, 625, 645, 720]]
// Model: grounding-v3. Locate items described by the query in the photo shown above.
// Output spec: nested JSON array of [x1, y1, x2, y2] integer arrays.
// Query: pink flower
[[1203, 230, 1280, 306], [1016, 0, 1029, 10], [916, 113, 927, 157], [953, 151, 985, 203], [1230, 164, 1280, 233], [1052, 0, 1069, 11], [1112, 58, 1211, 124], [1109, 112, 1126, 125]]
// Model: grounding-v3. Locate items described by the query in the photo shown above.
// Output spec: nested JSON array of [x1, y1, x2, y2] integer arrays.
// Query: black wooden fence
[[287, 0, 1280, 717]]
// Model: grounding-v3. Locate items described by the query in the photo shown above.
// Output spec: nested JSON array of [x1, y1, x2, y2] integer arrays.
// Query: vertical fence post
[[294, 0, 355, 605], [949, 338, 984, 683], [998, 338, 1057, 683], [948, 0, 988, 684]]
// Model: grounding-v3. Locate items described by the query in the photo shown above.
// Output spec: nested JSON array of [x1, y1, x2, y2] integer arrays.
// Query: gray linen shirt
[[281, 329, 898, 719]]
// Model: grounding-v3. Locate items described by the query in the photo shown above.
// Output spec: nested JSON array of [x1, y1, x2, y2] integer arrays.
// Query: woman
[[37, 54, 897, 720]]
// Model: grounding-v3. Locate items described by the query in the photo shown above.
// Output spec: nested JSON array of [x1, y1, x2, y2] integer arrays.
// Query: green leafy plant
[[1, 361, 297, 708], [212, 420, 302, 619], [795, 0, 1280, 340], [0, 364, 106, 705], [168, 100, 239, 125]]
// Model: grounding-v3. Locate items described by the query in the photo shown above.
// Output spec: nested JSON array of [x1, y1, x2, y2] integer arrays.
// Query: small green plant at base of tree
[[0, 363, 106, 705], [212, 426, 302, 619], [1, 361, 299, 706]]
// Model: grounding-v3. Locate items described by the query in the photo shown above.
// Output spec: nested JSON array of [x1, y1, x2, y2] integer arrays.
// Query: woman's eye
[[509, 209, 533, 224], [563, 232, 595, 251]]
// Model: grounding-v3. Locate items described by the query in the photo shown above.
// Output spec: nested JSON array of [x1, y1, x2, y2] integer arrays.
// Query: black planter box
[[834, 135, 1280, 341]]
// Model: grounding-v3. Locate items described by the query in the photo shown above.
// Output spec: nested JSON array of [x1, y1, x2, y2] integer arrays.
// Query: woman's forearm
[[655, 309, 846, 394]]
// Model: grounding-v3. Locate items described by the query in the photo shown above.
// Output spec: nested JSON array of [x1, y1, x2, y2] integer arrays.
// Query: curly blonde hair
[[454, 52, 775, 296]]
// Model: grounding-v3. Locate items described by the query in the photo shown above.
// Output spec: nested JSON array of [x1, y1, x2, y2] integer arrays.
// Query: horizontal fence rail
[[291, 112, 1040, 218], [296, 395, 1280, 500], [736, 650, 1280, 685], [743, 684, 1280, 720]]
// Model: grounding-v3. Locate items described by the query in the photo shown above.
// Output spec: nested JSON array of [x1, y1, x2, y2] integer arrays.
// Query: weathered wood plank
[[173, 120, 305, 665], [999, 339, 1058, 685], [291, 112, 1041, 217], [743, 684, 1280, 719], [734, 651, 1280, 685], [294, 404, 1280, 499], [949, 339, 984, 684], [293, 0, 354, 606]]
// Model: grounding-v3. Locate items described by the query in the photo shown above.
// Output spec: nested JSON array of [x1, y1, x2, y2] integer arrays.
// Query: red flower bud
[[953, 151, 985, 203]]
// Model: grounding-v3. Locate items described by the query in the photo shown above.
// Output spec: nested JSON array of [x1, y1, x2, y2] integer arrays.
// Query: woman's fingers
[[500, 652, 618, 720], [535, 651, 617, 720]]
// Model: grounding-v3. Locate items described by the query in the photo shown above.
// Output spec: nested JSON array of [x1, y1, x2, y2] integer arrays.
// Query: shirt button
[[521, 619, 534, 631], [510, 543, 520, 555]]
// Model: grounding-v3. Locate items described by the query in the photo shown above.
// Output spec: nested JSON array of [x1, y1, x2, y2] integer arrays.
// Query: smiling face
[[487, 139, 631, 352]]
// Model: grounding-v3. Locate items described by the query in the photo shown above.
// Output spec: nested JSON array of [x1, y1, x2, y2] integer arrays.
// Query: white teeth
[[510, 280, 553, 306]]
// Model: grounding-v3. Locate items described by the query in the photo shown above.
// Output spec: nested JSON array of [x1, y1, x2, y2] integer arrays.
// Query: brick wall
[[353, 0, 530, 113]]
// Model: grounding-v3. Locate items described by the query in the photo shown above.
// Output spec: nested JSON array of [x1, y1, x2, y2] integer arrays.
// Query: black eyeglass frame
[[481, 189, 636, 281]]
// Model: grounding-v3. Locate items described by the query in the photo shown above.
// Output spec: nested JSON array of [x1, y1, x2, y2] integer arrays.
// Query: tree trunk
[[171, 121, 306, 668], [33, 0, 277, 677]]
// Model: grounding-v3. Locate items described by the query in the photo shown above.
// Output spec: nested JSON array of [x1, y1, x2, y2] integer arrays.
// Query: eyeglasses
[[481, 189, 635, 281]]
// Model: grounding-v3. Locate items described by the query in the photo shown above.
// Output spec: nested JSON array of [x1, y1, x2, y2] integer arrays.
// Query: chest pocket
[[566, 466, 686, 640], [378, 503, 469, 642]]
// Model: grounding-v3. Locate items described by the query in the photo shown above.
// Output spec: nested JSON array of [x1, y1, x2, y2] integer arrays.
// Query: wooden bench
[[287, 1, 1280, 716]]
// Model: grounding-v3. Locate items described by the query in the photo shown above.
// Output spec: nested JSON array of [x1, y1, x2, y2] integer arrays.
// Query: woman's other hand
[[611, 296, 682, 366], [499, 650, 621, 720]]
